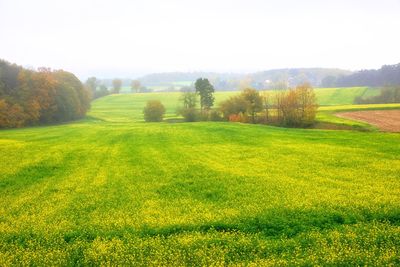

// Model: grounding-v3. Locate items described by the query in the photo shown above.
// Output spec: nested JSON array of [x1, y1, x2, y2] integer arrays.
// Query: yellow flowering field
[[0, 92, 399, 265]]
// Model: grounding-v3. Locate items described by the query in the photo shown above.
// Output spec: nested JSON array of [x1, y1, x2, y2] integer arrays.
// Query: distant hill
[[137, 68, 352, 91], [92, 63, 400, 92], [138, 72, 244, 91], [335, 63, 400, 87], [250, 68, 351, 89]]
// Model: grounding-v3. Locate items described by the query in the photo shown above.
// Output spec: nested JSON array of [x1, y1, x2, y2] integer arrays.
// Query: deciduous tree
[[275, 83, 317, 126], [131, 80, 141, 93], [179, 91, 198, 122], [241, 88, 263, 123], [85, 77, 99, 98], [0, 59, 90, 128], [219, 95, 247, 120], [112, 79, 122, 94]]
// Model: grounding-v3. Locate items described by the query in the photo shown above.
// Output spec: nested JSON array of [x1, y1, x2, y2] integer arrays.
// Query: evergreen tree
[[194, 78, 215, 111]]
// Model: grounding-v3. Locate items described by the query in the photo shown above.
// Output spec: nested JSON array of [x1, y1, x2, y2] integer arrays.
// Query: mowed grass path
[[0, 90, 399, 265]]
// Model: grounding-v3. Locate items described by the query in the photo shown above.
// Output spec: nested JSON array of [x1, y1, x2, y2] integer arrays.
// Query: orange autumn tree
[[275, 83, 318, 126]]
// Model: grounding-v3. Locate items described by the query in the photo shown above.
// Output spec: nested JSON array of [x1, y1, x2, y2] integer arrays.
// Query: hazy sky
[[1, 0, 400, 79]]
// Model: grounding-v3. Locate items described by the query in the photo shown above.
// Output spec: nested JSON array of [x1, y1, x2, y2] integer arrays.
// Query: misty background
[[1, 0, 400, 80]]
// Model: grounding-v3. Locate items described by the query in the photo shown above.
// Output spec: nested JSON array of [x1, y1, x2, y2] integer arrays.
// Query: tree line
[[85, 77, 152, 99], [0, 59, 90, 128], [322, 63, 400, 87], [219, 83, 318, 127], [144, 78, 318, 127], [137, 68, 351, 91]]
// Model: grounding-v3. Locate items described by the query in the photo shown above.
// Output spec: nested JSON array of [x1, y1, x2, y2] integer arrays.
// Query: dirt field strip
[[336, 110, 400, 132]]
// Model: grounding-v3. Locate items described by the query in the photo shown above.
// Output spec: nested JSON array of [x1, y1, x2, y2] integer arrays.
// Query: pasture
[[0, 87, 399, 265]]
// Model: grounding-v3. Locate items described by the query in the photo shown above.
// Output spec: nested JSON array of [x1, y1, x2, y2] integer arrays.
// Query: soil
[[336, 110, 400, 132]]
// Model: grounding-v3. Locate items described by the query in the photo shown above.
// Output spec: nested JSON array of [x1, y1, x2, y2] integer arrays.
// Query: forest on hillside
[[333, 63, 400, 87], [82, 63, 400, 94], [136, 68, 351, 90], [0, 59, 90, 128]]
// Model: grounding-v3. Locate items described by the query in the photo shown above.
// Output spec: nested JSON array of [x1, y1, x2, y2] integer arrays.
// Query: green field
[[90, 87, 397, 130], [91, 87, 378, 121], [315, 87, 380, 105], [1, 88, 400, 265], [116, 86, 380, 105]]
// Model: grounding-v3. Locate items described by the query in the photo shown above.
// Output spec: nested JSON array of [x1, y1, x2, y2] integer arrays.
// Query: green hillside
[[315, 87, 380, 105], [0, 92, 399, 265]]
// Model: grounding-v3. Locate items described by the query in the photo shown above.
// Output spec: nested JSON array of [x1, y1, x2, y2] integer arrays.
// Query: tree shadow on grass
[[57, 208, 400, 243], [136, 208, 399, 239], [1, 207, 399, 248], [0, 163, 63, 194]]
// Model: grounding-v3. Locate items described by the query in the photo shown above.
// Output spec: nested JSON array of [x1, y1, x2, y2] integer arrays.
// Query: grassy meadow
[[89, 87, 375, 121], [0, 87, 400, 265]]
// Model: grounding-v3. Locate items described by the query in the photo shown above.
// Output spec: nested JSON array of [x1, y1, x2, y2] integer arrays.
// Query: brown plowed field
[[336, 110, 400, 132]]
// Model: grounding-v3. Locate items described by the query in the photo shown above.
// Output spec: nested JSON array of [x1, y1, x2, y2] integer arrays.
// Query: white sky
[[1, 0, 400, 79]]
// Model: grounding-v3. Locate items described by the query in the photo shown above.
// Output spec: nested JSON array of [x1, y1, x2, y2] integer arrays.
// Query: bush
[[143, 100, 165, 122], [219, 88, 262, 123], [179, 107, 199, 122], [219, 95, 247, 119], [228, 113, 248, 123], [208, 110, 223, 121], [196, 112, 209, 121]]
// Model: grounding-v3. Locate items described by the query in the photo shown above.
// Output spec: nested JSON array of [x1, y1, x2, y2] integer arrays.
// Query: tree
[[195, 78, 215, 111], [131, 80, 141, 93], [16, 69, 41, 124], [261, 91, 271, 122], [296, 82, 318, 126], [275, 83, 318, 126], [179, 91, 198, 122], [112, 79, 122, 94], [0, 59, 90, 128], [276, 90, 297, 126], [0, 59, 21, 97], [28, 68, 58, 123], [85, 77, 98, 98], [0, 99, 9, 127], [0, 99, 26, 128], [94, 84, 109, 99], [143, 100, 165, 122], [53, 70, 90, 122], [219, 95, 248, 120], [240, 88, 263, 123], [219, 88, 262, 123], [180, 91, 197, 109]]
